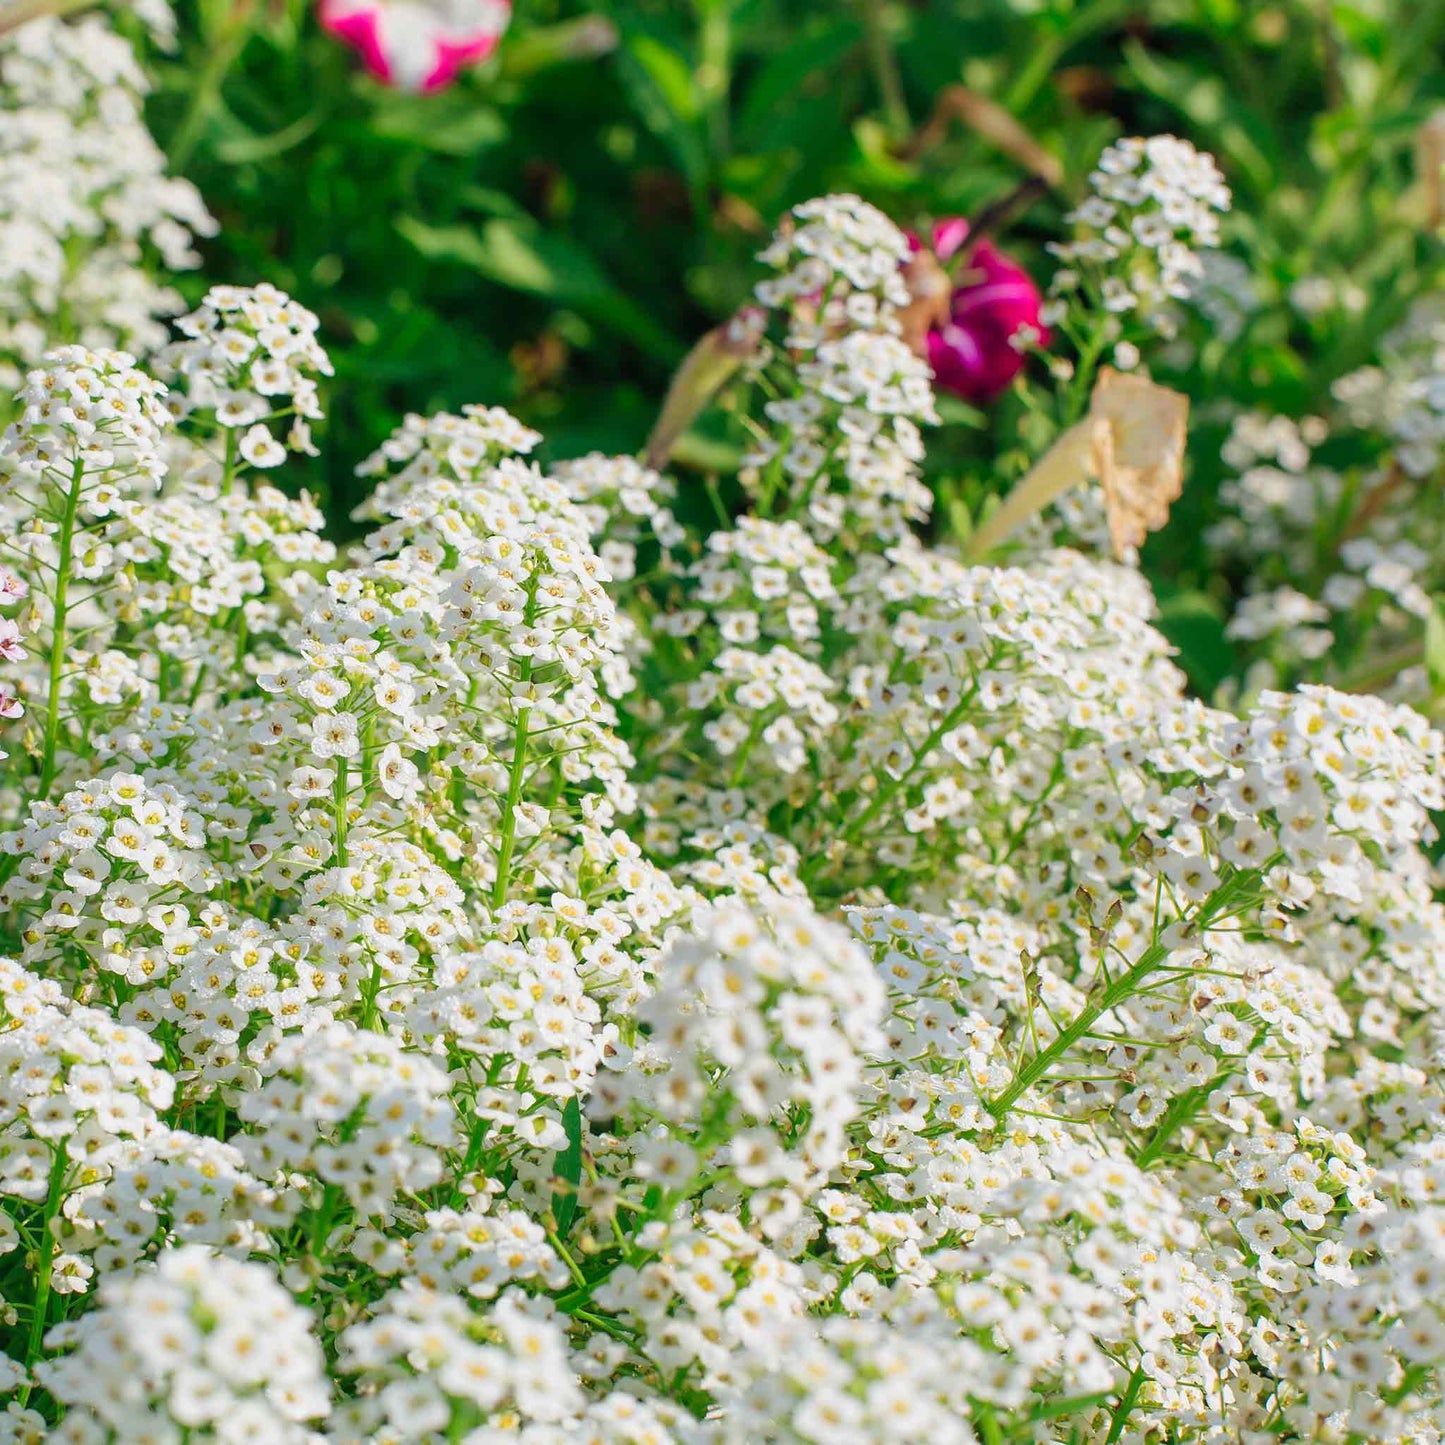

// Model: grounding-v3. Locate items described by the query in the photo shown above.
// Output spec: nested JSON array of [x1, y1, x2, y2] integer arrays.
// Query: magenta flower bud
[[910, 219, 1048, 405], [319, 0, 511, 93]]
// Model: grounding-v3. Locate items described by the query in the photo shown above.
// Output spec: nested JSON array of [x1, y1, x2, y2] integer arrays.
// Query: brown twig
[[0, 0, 93, 35], [900, 83, 1064, 188], [1337, 460, 1409, 545], [956, 176, 1052, 257]]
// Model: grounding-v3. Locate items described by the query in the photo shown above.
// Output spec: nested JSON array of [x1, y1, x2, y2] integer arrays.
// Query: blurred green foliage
[[151, 0, 1445, 693]]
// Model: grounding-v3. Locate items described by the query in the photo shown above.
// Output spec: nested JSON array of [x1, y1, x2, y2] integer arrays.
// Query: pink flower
[[319, 0, 511, 93], [0, 618, 24, 664], [907, 219, 1047, 405]]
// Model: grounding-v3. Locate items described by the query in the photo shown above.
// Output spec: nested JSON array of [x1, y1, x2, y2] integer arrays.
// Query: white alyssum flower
[[1051, 134, 1231, 327], [0, 13, 215, 387], [35, 1245, 331, 1441]]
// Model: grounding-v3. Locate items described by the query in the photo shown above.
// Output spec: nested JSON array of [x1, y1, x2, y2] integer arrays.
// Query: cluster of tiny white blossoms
[[0, 11, 215, 389], [155, 282, 334, 466], [1049, 134, 1232, 328], [0, 568, 26, 750], [33, 1245, 330, 1443], [753, 193, 913, 342], [2, 177, 1445, 1445], [741, 195, 938, 545], [1335, 296, 1445, 478], [1208, 298, 1444, 695]]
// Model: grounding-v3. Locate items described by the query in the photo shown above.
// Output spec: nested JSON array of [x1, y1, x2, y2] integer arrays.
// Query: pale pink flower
[[0, 619, 24, 664]]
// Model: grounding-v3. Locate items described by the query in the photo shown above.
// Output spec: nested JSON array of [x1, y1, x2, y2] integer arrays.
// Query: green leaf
[[212, 108, 325, 164], [552, 1096, 584, 1237], [1426, 595, 1445, 697], [737, 20, 863, 144], [368, 92, 507, 155], [851, 117, 919, 190], [396, 216, 684, 363], [618, 35, 708, 198], [627, 35, 699, 125], [935, 395, 989, 431], [1154, 589, 1239, 700], [670, 431, 746, 474], [1027, 1390, 1113, 1422], [1123, 42, 1277, 193]]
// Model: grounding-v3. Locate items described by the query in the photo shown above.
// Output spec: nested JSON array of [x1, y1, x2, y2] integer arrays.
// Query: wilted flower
[[905, 218, 1048, 403]]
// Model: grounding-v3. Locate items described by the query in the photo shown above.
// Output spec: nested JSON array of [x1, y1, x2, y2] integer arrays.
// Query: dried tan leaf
[[1416, 108, 1445, 229], [898, 247, 952, 360], [644, 307, 766, 471], [1089, 368, 1189, 559]]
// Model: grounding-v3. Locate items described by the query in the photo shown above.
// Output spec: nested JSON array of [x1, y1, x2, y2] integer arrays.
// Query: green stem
[[1064, 316, 1111, 426], [544, 1226, 588, 1289], [861, 0, 909, 138], [222, 427, 238, 494], [1104, 1364, 1148, 1444], [986, 941, 1169, 1120], [491, 682, 532, 910], [809, 680, 980, 886], [333, 754, 349, 868], [985, 870, 1262, 1120], [308, 1182, 343, 1258], [1133, 1050, 1252, 1170], [18, 1148, 69, 1403], [38, 458, 85, 800], [168, 0, 258, 171], [695, 0, 732, 160]]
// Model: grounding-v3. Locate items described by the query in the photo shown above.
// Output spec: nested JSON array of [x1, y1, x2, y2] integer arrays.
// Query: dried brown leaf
[[1089, 368, 1189, 559]]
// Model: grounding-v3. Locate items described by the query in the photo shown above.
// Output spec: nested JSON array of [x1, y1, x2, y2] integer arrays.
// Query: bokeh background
[[144, 0, 1445, 690]]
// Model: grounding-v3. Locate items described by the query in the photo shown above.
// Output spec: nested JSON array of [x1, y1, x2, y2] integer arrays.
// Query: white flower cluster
[[156, 283, 334, 466], [0, 13, 215, 388], [1335, 295, 1445, 478], [3, 345, 172, 483], [1051, 134, 1232, 326], [551, 452, 685, 581], [742, 198, 938, 543], [33, 1246, 330, 1443], [236, 1023, 456, 1218], [595, 898, 886, 1190], [3, 205, 1445, 1445], [754, 193, 912, 342], [1211, 302, 1445, 693], [0, 565, 27, 745]]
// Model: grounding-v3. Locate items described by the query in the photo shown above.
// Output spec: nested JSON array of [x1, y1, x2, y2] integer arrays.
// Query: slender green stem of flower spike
[[985, 940, 1170, 1120], [19, 1147, 68, 1403], [492, 678, 532, 911], [985, 869, 1264, 1120], [38, 458, 85, 800], [1104, 1363, 1148, 1444], [861, 0, 910, 139], [808, 681, 980, 888], [493, 581, 540, 910], [333, 755, 349, 869], [222, 427, 238, 495]]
